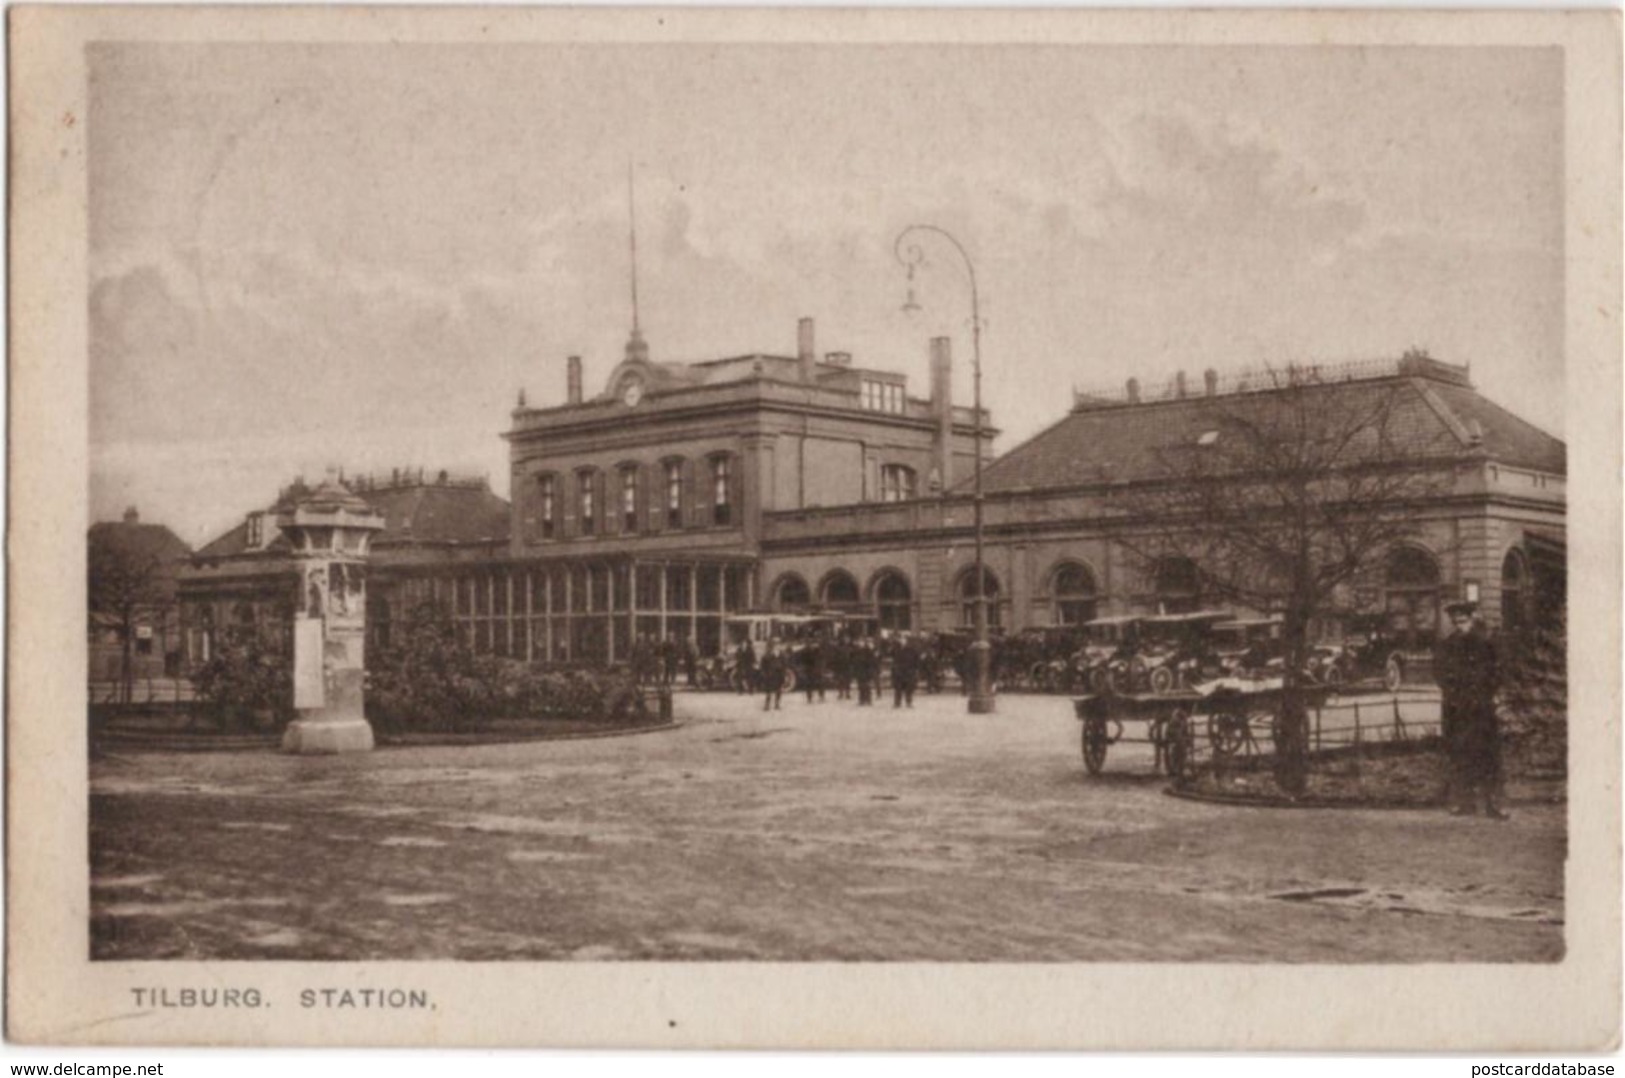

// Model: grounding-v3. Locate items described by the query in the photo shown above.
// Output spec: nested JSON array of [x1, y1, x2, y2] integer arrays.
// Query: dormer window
[[245, 512, 264, 548]]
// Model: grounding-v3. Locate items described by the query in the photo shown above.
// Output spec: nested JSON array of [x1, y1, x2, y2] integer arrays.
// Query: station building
[[176, 323, 1565, 670]]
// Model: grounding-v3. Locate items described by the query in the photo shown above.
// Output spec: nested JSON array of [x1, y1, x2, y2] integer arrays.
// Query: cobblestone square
[[89, 690, 1564, 962]]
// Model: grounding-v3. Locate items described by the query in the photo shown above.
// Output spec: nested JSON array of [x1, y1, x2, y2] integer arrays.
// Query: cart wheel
[[1209, 711, 1249, 756], [1081, 717, 1110, 775], [1383, 657, 1403, 693], [1088, 666, 1110, 695], [1106, 666, 1129, 696], [1149, 666, 1175, 695], [1165, 710, 1192, 778]]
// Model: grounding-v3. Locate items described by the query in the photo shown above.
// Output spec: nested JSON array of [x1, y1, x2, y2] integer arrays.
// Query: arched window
[[710, 454, 734, 527], [1152, 557, 1201, 614], [1384, 546, 1440, 650], [618, 464, 639, 533], [1050, 562, 1099, 626], [536, 474, 556, 539], [958, 566, 1002, 629], [663, 458, 684, 530], [1502, 548, 1530, 634], [576, 469, 598, 536], [820, 570, 861, 612], [774, 575, 811, 612], [873, 571, 913, 631], [879, 464, 917, 503]]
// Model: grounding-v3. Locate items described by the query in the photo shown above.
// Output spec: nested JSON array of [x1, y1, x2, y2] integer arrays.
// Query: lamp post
[[894, 224, 995, 714]]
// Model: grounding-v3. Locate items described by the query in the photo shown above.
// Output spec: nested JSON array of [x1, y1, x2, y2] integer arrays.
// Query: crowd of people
[[745, 632, 939, 712], [626, 630, 976, 712]]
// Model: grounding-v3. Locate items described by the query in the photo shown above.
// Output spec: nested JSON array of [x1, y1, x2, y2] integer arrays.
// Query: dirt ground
[[89, 688, 1565, 962]]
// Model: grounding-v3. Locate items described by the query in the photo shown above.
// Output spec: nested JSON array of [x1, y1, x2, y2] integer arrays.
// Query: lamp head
[[901, 264, 923, 315]]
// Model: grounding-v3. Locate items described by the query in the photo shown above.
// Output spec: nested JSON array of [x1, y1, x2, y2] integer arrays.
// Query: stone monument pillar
[[277, 478, 385, 754]]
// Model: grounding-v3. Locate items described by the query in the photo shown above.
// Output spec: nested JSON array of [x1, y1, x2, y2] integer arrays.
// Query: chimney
[[1126, 377, 1140, 404], [123, 506, 139, 525], [1175, 370, 1188, 399], [930, 336, 953, 493], [1204, 368, 1218, 396], [566, 355, 583, 404], [797, 317, 816, 382]]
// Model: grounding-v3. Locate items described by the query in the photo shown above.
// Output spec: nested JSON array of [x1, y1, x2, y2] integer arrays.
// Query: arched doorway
[[1049, 561, 1099, 625], [1385, 546, 1440, 651], [774, 574, 811, 613], [1152, 556, 1201, 614], [957, 566, 1003, 629], [872, 571, 913, 631], [819, 570, 862, 613]]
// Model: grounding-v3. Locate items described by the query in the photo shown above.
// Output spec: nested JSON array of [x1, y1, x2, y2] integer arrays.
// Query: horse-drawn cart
[[1072, 679, 1333, 777]]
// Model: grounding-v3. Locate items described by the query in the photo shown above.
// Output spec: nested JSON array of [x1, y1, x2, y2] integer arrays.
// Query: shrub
[[1499, 614, 1567, 778], [364, 602, 651, 732], [193, 638, 294, 731]]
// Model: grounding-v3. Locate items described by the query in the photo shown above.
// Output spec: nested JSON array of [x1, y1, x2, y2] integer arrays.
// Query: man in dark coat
[[892, 636, 920, 708], [855, 640, 877, 706], [802, 639, 826, 704], [759, 644, 784, 711], [660, 635, 679, 686], [831, 637, 853, 700], [736, 639, 757, 695], [1435, 601, 1506, 819]]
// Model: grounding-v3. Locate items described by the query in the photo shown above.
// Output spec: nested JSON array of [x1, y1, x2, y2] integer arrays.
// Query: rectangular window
[[861, 379, 905, 414], [665, 460, 683, 529], [538, 475, 555, 539], [880, 464, 917, 502], [578, 471, 596, 536], [621, 468, 638, 533], [711, 456, 733, 527]]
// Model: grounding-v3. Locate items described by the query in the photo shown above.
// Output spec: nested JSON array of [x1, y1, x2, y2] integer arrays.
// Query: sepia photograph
[[9, 5, 1620, 1051]]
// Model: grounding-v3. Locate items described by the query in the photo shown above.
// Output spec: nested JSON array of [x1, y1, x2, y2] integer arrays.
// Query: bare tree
[[88, 539, 176, 705], [1113, 364, 1459, 795]]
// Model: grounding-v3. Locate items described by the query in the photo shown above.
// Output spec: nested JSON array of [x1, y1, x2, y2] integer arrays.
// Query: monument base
[[281, 714, 375, 754]]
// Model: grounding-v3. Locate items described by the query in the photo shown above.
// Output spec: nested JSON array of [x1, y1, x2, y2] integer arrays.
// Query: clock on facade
[[621, 381, 644, 407]]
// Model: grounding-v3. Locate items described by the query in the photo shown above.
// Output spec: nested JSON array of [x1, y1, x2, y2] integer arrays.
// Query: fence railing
[[89, 678, 197, 706]]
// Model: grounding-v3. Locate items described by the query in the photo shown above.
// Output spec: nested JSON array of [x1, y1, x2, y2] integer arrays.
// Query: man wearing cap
[[1434, 600, 1507, 819]]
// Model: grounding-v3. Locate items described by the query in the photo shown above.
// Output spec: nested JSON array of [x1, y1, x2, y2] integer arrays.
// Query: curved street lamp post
[[894, 224, 996, 715]]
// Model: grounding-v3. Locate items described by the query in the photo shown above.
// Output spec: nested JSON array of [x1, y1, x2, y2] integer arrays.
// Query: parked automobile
[[1321, 613, 1422, 691], [1131, 611, 1234, 694], [1211, 616, 1286, 677], [1074, 615, 1145, 695]]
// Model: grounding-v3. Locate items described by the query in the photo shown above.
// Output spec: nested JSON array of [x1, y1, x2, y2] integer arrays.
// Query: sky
[[88, 42, 1565, 546]]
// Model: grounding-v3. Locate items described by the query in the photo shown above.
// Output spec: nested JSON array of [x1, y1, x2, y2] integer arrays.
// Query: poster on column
[[293, 615, 325, 710]]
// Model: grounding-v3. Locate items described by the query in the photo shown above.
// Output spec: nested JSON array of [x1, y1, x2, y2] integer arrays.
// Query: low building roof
[[973, 361, 1565, 495], [192, 477, 511, 561], [88, 517, 192, 582]]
